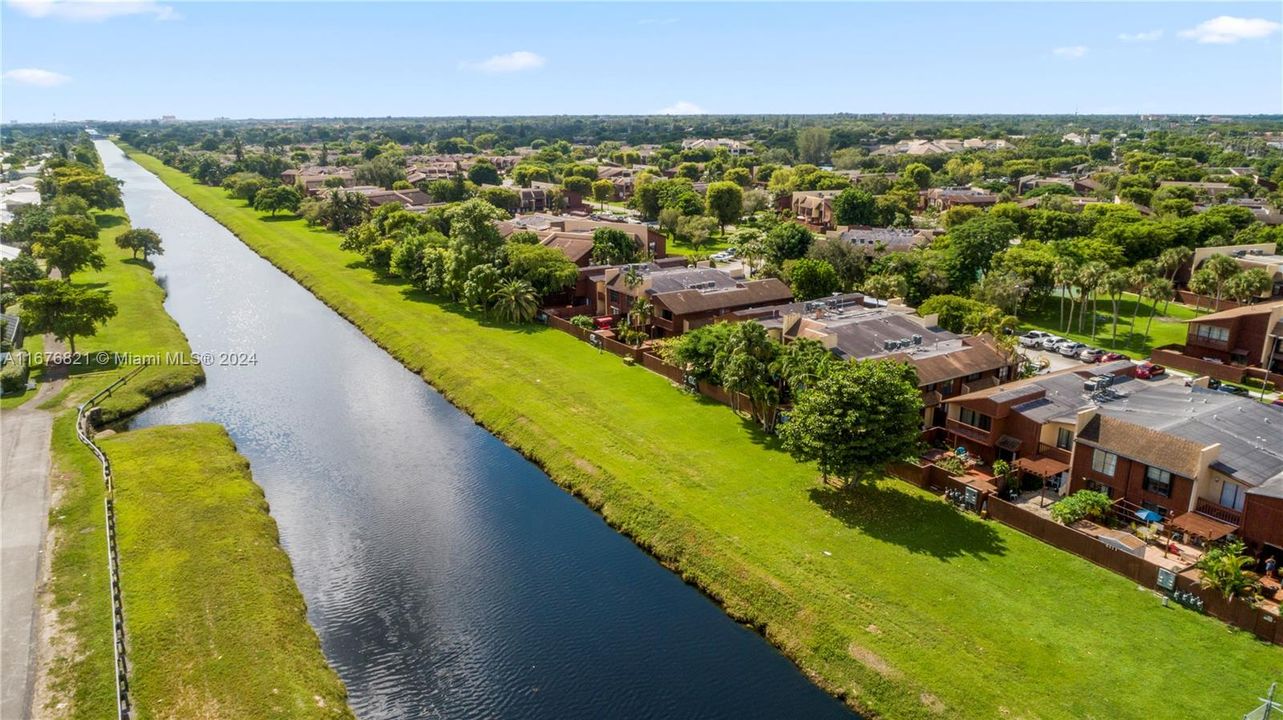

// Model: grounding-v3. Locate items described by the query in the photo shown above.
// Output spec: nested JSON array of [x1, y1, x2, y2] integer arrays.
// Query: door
[[1219, 481, 1246, 511]]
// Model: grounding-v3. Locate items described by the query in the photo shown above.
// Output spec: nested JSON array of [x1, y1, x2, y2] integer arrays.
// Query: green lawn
[[128, 148, 1283, 720], [1020, 291, 1201, 359], [33, 202, 347, 719], [103, 424, 352, 720]]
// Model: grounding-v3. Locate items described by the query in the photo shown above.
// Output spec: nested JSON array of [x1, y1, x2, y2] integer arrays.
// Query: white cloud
[[1179, 16, 1281, 44], [2, 68, 71, 86], [1118, 29, 1163, 42], [657, 100, 705, 115], [7, 0, 179, 22], [1052, 45, 1088, 59], [459, 51, 546, 74]]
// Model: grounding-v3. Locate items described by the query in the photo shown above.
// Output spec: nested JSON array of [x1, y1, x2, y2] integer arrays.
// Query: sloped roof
[[653, 278, 792, 316]]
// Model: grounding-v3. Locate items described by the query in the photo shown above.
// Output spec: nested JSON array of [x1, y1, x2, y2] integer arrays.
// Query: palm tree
[[628, 297, 653, 338], [1128, 260, 1159, 329], [1052, 257, 1078, 331], [1202, 254, 1241, 311], [490, 279, 539, 323], [1187, 268, 1215, 314], [1075, 262, 1107, 336], [1142, 278, 1174, 340], [1157, 246, 1192, 282], [1101, 270, 1129, 346]]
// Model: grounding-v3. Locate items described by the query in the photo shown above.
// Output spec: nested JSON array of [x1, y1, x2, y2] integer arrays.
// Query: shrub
[[569, 315, 595, 331], [1049, 490, 1113, 525], [936, 455, 967, 477], [1, 351, 30, 394]]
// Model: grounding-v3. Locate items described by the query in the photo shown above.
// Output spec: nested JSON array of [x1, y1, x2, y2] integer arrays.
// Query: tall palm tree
[[1202, 254, 1241, 311], [1100, 270, 1129, 346], [1075, 262, 1107, 336], [629, 297, 653, 337], [1157, 246, 1193, 282], [1052, 257, 1078, 332], [1127, 260, 1158, 330], [1142, 278, 1174, 340], [490, 279, 539, 324]]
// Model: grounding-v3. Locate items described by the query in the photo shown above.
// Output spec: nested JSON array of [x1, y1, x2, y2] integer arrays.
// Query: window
[[1086, 479, 1113, 498], [1220, 481, 1246, 511], [1056, 428, 1073, 451], [1091, 449, 1118, 477], [958, 407, 991, 431], [965, 372, 983, 382], [1193, 323, 1230, 344], [1143, 466, 1173, 497]]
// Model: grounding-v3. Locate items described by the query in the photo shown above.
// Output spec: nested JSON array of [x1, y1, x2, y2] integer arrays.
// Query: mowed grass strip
[[128, 148, 1283, 720], [102, 423, 352, 720]]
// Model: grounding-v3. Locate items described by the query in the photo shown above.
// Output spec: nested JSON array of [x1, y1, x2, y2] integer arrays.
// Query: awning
[[1168, 511, 1237, 542], [997, 435, 1022, 452], [1013, 455, 1069, 479], [1134, 508, 1163, 524]]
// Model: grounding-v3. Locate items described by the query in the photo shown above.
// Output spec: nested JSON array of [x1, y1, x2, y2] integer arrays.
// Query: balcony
[[946, 419, 992, 445], [1195, 498, 1243, 527]]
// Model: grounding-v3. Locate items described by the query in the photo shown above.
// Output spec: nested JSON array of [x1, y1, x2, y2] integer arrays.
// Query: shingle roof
[[653, 278, 792, 316]]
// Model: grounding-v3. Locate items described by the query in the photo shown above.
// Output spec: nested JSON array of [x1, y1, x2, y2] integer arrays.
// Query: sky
[[2, 1, 1281, 123]]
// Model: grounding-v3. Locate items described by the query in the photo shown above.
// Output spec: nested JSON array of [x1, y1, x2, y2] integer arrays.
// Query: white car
[[1040, 335, 1066, 351], [1019, 330, 1050, 348], [711, 248, 737, 262]]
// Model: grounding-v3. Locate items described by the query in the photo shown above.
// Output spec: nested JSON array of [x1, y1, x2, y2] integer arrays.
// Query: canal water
[[99, 141, 853, 720]]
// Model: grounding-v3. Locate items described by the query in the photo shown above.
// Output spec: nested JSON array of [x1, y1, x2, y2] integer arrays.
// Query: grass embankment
[[128, 148, 1283, 720], [102, 424, 352, 719], [35, 205, 348, 719], [1020, 291, 1200, 359]]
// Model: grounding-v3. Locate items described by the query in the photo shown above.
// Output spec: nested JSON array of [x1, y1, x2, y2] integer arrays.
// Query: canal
[[98, 141, 854, 720]]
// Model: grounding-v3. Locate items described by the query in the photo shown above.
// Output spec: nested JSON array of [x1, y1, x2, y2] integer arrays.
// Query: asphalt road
[[1, 378, 61, 720]]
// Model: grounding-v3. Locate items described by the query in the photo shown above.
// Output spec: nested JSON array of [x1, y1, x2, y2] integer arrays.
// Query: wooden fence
[[988, 497, 1282, 645]]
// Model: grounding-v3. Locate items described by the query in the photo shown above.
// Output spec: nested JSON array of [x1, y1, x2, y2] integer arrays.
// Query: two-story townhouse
[[1067, 384, 1283, 556], [596, 266, 792, 336], [1154, 299, 1283, 383]]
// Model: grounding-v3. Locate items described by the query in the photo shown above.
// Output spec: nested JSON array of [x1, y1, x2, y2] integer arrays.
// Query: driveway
[[1, 374, 63, 720]]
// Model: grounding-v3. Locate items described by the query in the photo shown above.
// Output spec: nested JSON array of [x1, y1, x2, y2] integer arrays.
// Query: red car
[[1099, 352, 1127, 363], [1136, 361, 1166, 379]]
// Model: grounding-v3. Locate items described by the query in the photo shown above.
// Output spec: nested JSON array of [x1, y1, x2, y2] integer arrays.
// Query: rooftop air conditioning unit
[[912, 334, 923, 345]]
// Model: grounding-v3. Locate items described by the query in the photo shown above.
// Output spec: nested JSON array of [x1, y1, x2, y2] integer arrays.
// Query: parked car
[[711, 248, 737, 262], [1057, 341, 1087, 357], [1078, 347, 1106, 363], [1041, 335, 1066, 351], [1136, 361, 1166, 379], [1099, 352, 1127, 363], [1019, 331, 1050, 348], [1215, 383, 1251, 397]]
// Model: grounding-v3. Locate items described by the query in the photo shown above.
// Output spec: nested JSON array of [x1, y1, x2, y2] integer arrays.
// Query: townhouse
[[1067, 383, 1283, 554], [922, 187, 999, 211], [1153, 298, 1283, 385], [597, 265, 792, 336], [825, 226, 930, 257], [791, 190, 844, 230]]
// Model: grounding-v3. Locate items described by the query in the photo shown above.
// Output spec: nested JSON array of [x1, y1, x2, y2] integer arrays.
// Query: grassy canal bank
[[20, 204, 349, 719], [127, 147, 1283, 719]]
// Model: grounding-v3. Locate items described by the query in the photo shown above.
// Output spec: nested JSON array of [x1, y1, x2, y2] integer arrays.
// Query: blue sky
[[2, 1, 1281, 122]]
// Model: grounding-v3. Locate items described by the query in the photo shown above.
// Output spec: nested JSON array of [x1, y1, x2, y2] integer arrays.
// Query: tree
[[944, 216, 1019, 289], [490, 279, 540, 323], [252, 185, 302, 216], [1142, 278, 1174, 338], [713, 321, 782, 429], [902, 162, 933, 190], [788, 258, 840, 300], [806, 236, 865, 291], [971, 271, 1030, 319], [723, 167, 752, 187], [591, 227, 640, 265], [446, 199, 509, 297], [114, 228, 164, 261], [222, 172, 271, 202], [861, 273, 908, 301], [1201, 254, 1241, 309], [591, 178, 615, 209], [502, 243, 577, 297], [1224, 267, 1271, 304], [676, 215, 717, 251], [1196, 539, 1260, 600], [0, 204, 53, 250], [1156, 246, 1193, 281], [941, 205, 982, 229], [464, 159, 497, 186], [704, 181, 743, 234], [779, 359, 922, 485], [1187, 268, 1216, 314], [31, 232, 104, 281], [832, 187, 877, 227], [1100, 270, 1129, 344], [0, 254, 46, 297], [357, 156, 408, 189], [796, 127, 831, 165], [45, 165, 122, 209], [19, 280, 117, 353], [765, 222, 814, 264]]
